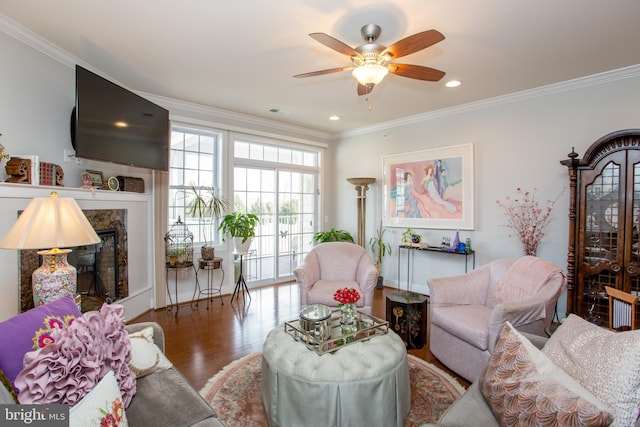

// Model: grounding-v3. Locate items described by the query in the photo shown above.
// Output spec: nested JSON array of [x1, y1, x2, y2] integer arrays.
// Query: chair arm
[[126, 321, 166, 352], [487, 295, 549, 352], [356, 261, 378, 307], [428, 264, 492, 306]]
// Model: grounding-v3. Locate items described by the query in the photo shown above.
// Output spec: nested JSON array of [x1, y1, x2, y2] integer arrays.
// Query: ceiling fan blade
[[293, 66, 353, 78], [389, 64, 446, 81], [382, 30, 445, 59], [357, 83, 375, 96], [309, 33, 361, 57]]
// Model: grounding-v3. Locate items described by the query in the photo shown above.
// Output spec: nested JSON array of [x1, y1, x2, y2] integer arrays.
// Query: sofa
[[0, 296, 222, 426], [427, 315, 640, 427]]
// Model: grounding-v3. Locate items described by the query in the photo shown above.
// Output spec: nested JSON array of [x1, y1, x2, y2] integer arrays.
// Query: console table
[[191, 257, 224, 310], [397, 245, 475, 292]]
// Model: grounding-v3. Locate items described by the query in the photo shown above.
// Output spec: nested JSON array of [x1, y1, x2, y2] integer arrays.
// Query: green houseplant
[[218, 212, 259, 253], [187, 184, 229, 260], [369, 222, 392, 289], [313, 228, 354, 244]]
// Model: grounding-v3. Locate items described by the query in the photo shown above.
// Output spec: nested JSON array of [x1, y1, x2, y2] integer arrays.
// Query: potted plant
[[402, 228, 421, 246], [313, 228, 354, 244], [187, 184, 229, 260], [218, 212, 259, 253], [369, 222, 392, 289]]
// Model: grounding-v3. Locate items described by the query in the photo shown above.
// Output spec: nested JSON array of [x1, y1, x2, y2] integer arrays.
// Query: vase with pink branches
[[496, 187, 563, 256]]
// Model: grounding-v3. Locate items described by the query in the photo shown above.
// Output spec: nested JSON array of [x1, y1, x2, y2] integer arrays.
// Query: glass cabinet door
[[579, 156, 625, 325]]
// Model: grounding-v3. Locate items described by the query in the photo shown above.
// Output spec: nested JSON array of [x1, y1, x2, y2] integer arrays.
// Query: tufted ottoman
[[261, 327, 410, 427]]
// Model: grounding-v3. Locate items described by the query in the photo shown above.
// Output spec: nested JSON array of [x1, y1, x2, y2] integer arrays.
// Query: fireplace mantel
[[0, 182, 150, 202]]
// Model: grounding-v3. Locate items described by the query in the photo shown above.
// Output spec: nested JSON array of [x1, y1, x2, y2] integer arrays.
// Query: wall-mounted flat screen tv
[[71, 65, 169, 171]]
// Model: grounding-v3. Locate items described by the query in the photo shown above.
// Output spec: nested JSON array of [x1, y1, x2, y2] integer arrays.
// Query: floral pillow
[[15, 303, 136, 407], [0, 295, 80, 391], [479, 322, 613, 426], [70, 370, 128, 427]]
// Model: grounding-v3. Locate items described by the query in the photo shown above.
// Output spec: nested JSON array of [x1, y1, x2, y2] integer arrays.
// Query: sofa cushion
[[543, 314, 640, 427], [127, 367, 217, 427], [15, 304, 136, 407], [480, 322, 613, 426], [0, 295, 80, 391], [128, 326, 172, 378], [70, 370, 128, 427], [493, 256, 563, 304]]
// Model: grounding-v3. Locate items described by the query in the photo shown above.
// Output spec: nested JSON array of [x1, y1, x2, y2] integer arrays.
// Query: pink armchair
[[294, 242, 378, 314], [428, 256, 566, 382]]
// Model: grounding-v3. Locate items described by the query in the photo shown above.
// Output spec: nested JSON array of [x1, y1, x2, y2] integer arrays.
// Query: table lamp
[[0, 191, 100, 306]]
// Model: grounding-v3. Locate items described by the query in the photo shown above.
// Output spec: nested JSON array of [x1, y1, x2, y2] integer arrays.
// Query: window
[[169, 125, 224, 245], [233, 137, 320, 284]]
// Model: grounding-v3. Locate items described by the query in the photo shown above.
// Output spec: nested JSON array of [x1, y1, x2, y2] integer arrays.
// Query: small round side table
[[192, 257, 224, 310]]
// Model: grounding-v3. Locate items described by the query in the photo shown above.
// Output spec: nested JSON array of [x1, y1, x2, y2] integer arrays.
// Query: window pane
[[184, 134, 199, 152], [291, 150, 302, 165], [235, 167, 247, 191], [199, 153, 213, 171], [236, 141, 250, 159], [278, 148, 292, 164], [200, 136, 214, 154], [247, 169, 261, 192], [264, 145, 278, 162], [249, 143, 264, 160]]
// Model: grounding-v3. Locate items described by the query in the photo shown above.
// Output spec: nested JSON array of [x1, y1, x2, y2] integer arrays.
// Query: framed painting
[[382, 143, 474, 230]]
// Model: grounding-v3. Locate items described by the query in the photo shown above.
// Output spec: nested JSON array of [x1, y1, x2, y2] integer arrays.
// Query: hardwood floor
[[130, 282, 470, 390]]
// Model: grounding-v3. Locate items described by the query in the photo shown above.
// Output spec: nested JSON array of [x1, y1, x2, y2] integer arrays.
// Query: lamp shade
[[352, 64, 389, 86], [0, 192, 100, 250]]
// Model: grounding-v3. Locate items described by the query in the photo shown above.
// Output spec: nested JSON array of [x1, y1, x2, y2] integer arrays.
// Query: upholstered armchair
[[294, 242, 378, 314], [428, 256, 566, 382]]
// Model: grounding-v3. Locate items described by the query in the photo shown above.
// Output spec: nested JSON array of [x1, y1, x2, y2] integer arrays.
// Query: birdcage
[[165, 216, 194, 267]]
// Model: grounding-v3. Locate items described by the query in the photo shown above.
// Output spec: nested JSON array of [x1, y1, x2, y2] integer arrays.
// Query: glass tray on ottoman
[[284, 310, 389, 355]]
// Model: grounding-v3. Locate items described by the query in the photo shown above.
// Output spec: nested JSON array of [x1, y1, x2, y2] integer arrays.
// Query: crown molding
[[340, 64, 640, 138], [0, 13, 332, 145]]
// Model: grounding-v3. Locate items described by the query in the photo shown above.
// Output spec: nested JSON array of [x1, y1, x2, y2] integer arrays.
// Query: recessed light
[[329, 115, 340, 121], [114, 121, 128, 128], [445, 80, 461, 88]]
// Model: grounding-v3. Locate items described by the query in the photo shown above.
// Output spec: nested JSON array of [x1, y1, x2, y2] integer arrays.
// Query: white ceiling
[[2, 1, 640, 137]]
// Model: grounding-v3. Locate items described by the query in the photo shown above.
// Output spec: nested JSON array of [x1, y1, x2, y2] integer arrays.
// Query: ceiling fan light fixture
[[352, 64, 388, 86]]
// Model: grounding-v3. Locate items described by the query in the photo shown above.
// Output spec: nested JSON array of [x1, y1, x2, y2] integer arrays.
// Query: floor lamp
[[0, 191, 100, 306], [347, 177, 376, 247]]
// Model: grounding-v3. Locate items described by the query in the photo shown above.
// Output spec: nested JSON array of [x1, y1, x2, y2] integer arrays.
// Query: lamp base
[[32, 249, 77, 306]]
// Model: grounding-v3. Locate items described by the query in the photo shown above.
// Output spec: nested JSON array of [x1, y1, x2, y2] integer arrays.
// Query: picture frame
[[81, 170, 104, 187], [382, 143, 474, 230]]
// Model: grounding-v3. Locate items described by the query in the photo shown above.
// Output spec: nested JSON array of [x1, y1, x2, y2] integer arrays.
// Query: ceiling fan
[[294, 24, 446, 96]]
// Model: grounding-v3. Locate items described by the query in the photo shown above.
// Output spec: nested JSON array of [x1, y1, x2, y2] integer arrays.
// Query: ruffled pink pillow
[[15, 304, 136, 407]]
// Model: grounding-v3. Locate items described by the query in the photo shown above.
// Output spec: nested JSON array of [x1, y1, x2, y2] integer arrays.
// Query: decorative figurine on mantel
[[0, 134, 10, 163]]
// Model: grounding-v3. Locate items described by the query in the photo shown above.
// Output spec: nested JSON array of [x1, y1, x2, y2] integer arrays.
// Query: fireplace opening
[[19, 208, 128, 312], [68, 229, 119, 303]]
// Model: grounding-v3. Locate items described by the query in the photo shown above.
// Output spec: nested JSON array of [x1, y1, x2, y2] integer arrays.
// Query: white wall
[[0, 21, 331, 320], [333, 69, 640, 319]]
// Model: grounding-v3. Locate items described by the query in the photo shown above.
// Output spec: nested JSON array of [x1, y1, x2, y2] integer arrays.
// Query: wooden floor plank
[[130, 282, 470, 390]]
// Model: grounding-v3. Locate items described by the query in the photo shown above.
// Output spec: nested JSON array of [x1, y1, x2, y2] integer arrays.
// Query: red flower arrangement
[[333, 287, 360, 306]]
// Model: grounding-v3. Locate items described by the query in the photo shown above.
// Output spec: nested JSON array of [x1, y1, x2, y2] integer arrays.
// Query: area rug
[[200, 352, 465, 427]]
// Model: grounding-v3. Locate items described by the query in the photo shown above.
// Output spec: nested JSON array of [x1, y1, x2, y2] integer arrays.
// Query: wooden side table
[[385, 291, 428, 349], [192, 257, 224, 309]]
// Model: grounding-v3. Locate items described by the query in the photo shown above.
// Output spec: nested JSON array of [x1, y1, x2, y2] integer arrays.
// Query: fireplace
[[19, 209, 128, 312]]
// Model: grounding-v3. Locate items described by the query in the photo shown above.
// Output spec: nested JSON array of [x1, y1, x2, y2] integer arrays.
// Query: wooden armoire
[[561, 129, 640, 326]]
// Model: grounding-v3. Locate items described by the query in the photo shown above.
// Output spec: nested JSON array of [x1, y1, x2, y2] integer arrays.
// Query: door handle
[[611, 263, 622, 272]]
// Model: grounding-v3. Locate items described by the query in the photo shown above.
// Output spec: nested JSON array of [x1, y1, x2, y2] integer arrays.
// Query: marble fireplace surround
[[19, 209, 128, 312]]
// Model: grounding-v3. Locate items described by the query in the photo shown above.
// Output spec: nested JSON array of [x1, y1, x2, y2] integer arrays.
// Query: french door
[[233, 165, 317, 285]]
